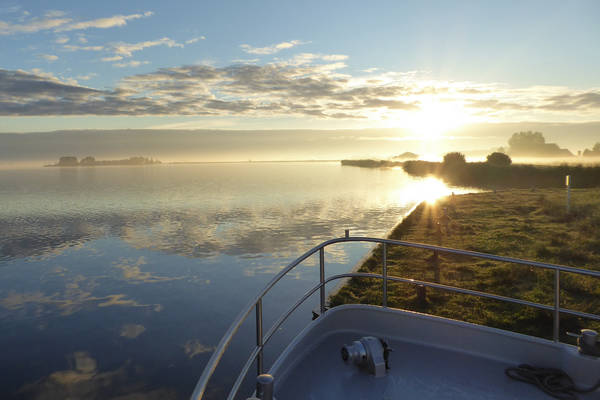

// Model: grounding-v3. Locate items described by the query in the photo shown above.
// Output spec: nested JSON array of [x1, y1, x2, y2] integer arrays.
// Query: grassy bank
[[330, 189, 600, 341]]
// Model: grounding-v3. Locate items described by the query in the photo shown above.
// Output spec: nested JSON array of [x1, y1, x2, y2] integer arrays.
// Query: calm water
[[0, 163, 471, 399]]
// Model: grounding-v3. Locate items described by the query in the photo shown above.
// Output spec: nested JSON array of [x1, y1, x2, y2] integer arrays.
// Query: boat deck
[[270, 305, 600, 399]]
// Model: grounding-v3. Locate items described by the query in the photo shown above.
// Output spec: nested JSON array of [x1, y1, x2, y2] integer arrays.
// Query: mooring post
[[566, 175, 571, 214]]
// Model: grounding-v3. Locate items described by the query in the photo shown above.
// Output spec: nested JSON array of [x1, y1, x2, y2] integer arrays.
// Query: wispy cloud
[[54, 36, 69, 44], [278, 53, 348, 67], [44, 10, 67, 18], [39, 54, 58, 62], [185, 36, 205, 44], [55, 11, 153, 32], [64, 44, 104, 52], [113, 60, 150, 68], [0, 10, 152, 35], [76, 73, 97, 81], [0, 16, 71, 35], [101, 55, 123, 62], [232, 58, 260, 64], [240, 40, 307, 55], [540, 92, 600, 111], [112, 37, 183, 57]]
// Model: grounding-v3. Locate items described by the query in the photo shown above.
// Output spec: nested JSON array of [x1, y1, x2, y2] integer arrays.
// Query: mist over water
[[0, 163, 472, 399]]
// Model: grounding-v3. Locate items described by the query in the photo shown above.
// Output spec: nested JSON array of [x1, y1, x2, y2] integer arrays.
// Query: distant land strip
[[46, 156, 161, 167]]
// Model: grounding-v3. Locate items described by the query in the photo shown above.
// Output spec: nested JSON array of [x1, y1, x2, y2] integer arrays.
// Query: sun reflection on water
[[393, 176, 471, 205]]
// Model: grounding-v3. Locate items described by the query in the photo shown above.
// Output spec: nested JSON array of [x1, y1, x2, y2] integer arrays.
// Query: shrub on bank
[[486, 152, 512, 166]]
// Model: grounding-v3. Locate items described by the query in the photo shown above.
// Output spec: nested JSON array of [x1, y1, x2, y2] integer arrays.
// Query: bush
[[443, 152, 466, 166], [486, 152, 512, 166]]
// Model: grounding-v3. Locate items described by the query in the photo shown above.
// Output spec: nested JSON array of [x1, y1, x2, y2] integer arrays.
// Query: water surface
[[0, 162, 472, 399]]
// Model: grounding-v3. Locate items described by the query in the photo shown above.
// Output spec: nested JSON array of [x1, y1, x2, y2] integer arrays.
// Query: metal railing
[[191, 235, 600, 400]]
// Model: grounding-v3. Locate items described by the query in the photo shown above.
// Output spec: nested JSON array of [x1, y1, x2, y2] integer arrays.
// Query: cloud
[[466, 99, 532, 111], [64, 44, 104, 52], [0, 11, 153, 35], [540, 91, 600, 111], [112, 37, 183, 57], [322, 54, 348, 61], [279, 53, 348, 67], [76, 73, 97, 81], [185, 36, 205, 44], [240, 40, 307, 55], [1, 59, 599, 123], [101, 55, 123, 62], [113, 60, 150, 68], [55, 11, 153, 32], [40, 54, 58, 62], [362, 98, 419, 110], [55, 36, 69, 44], [0, 16, 71, 35], [232, 58, 260, 64], [463, 90, 600, 114], [45, 10, 67, 18], [63, 37, 184, 63]]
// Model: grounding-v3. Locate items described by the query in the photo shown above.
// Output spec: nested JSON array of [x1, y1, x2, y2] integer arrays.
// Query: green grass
[[330, 189, 600, 341]]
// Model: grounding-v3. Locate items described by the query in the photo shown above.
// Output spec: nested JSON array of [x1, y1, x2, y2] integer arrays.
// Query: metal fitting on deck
[[341, 336, 391, 377], [256, 374, 274, 400]]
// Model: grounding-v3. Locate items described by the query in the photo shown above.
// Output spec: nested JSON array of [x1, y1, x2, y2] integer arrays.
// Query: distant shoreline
[[45, 156, 161, 167], [168, 159, 340, 164], [44, 159, 341, 167]]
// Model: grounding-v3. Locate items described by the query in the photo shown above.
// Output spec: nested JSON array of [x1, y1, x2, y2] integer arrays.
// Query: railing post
[[320, 247, 325, 315], [382, 243, 387, 307], [554, 269, 560, 342], [256, 298, 264, 389]]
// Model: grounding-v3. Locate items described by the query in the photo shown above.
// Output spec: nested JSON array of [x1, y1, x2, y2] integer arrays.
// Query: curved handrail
[[190, 236, 600, 399]]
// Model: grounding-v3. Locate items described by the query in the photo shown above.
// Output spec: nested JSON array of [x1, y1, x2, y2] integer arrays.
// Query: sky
[[0, 0, 599, 137]]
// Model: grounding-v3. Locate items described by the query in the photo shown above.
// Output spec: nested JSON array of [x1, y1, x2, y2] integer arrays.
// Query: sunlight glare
[[407, 98, 468, 141], [394, 177, 457, 206]]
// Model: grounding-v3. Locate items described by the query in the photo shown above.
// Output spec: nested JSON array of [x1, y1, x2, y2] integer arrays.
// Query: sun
[[406, 98, 469, 140]]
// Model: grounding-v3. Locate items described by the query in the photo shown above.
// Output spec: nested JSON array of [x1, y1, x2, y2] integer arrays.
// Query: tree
[[583, 142, 600, 157], [80, 156, 96, 165], [57, 156, 78, 166], [486, 152, 512, 166], [508, 131, 546, 149], [443, 152, 466, 166], [507, 131, 573, 157]]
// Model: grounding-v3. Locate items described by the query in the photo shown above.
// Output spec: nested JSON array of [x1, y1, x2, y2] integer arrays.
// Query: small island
[[47, 156, 161, 167]]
